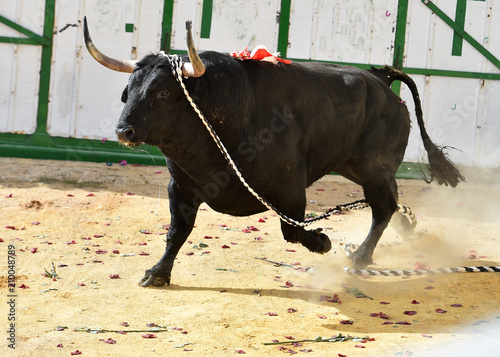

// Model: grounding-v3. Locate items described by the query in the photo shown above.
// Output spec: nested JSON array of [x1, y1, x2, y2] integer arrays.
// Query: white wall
[[1, 0, 499, 167], [0, 0, 44, 135]]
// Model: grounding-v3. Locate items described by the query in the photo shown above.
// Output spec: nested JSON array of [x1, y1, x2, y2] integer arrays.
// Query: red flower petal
[[287, 308, 297, 313], [380, 301, 390, 305], [120, 322, 129, 327], [267, 312, 277, 316], [94, 234, 104, 238], [235, 350, 246, 354], [411, 300, 420, 304], [318, 315, 327, 319], [395, 321, 411, 325], [424, 286, 434, 290], [5, 193, 13, 198], [19, 284, 29, 289], [112, 250, 120, 254], [30, 247, 38, 254], [221, 245, 230, 249], [109, 274, 120, 279], [355, 345, 365, 348], [404, 311, 417, 316], [95, 249, 107, 254], [141, 334, 156, 338], [139, 242, 148, 246], [258, 218, 266, 223], [340, 320, 353, 325], [450, 304, 463, 308], [71, 351, 82, 355], [57, 343, 63, 348], [379, 312, 390, 319], [436, 309, 447, 314], [286, 249, 296, 252], [86, 193, 95, 197], [139, 252, 150, 256], [414, 262, 429, 270], [103, 338, 116, 344], [186, 252, 194, 256]]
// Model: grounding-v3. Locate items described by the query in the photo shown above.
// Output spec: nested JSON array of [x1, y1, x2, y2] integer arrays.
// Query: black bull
[[84, 19, 464, 287]]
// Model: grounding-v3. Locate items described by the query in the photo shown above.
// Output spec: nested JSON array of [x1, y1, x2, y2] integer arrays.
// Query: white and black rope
[[345, 266, 500, 276]]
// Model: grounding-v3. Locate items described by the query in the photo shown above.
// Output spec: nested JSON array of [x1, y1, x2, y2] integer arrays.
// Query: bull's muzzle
[[116, 127, 138, 146]]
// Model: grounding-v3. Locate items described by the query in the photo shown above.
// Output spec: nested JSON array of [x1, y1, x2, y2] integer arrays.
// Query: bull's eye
[[159, 91, 169, 99]]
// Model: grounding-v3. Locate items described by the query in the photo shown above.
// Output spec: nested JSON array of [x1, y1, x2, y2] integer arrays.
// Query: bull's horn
[[83, 16, 137, 73], [182, 21, 205, 78]]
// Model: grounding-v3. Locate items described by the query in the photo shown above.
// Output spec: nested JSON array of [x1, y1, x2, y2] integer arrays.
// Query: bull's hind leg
[[350, 172, 399, 269]]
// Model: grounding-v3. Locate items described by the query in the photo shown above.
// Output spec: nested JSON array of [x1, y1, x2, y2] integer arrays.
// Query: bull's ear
[[121, 86, 128, 103]]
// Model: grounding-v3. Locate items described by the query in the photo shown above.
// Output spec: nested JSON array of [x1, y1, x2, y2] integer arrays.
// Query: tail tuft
[[423, 141, 465, 187]]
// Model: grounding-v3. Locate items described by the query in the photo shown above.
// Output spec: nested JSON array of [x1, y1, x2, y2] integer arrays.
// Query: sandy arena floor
[[1, 157, 499, 356]]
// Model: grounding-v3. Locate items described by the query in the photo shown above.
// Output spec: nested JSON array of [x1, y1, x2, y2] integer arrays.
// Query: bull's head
[[83, 17, 205, 146]]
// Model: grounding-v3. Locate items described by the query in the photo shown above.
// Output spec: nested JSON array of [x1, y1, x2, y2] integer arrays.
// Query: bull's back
[[241, 60, 399, 183]]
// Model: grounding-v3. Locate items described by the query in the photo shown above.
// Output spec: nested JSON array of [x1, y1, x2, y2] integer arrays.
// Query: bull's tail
[[369, 66, 465, 187]]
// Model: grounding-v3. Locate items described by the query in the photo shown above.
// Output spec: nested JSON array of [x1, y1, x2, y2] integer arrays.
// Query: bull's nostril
[[124, 128, 135, 141], [117, 127, 136, 143]]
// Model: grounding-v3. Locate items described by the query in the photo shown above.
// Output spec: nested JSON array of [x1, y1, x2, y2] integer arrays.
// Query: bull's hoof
[[390, 211, 415, 239], [350, 251, 373, 270], [138, 270, 170, 287], [302, 230, 332, 254]]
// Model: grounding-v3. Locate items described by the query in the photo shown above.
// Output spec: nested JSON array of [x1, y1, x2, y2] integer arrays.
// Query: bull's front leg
[[139, 179, 199, 287]]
